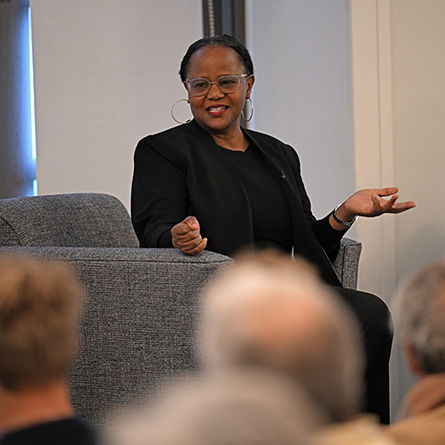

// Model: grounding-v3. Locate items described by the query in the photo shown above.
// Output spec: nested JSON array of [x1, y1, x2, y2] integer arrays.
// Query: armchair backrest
[[0, 193, 139, 248]]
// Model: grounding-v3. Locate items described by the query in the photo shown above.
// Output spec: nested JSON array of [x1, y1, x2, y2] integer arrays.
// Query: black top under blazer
[[131, 119, 345, 286]]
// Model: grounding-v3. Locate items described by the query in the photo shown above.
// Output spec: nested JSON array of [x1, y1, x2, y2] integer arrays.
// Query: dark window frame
[[202, 0, 245, 43]]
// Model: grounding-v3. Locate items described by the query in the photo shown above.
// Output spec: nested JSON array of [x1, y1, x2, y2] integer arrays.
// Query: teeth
[[208, 106, 227, 112]]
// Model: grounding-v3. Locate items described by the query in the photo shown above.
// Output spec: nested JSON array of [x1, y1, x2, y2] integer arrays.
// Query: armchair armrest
[[332, 237, 362, 289]]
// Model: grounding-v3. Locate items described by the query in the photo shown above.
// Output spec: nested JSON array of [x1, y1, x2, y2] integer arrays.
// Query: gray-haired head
[[199, 249, 365, 423], [394, 257, 445, 375]]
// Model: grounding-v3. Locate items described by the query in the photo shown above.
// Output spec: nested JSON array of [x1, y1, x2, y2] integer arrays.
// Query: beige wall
[[392, 0, 445, 281], [352, 0, 445, 418], [31, 0, 202, 209], [352, 0, 445, 294], [390, 0, 445, 415]]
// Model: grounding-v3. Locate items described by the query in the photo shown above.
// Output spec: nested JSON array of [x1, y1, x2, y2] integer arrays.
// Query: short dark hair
[[179, 34, 254, 82]]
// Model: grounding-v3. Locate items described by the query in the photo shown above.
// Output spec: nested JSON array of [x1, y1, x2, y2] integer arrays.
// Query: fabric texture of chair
[[0, 193, 139, 248], [0, 193, 361, 425], [332, 237, 362, 290]]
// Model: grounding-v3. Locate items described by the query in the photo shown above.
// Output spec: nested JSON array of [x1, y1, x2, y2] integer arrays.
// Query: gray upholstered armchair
[[0, 193, 361, 425]]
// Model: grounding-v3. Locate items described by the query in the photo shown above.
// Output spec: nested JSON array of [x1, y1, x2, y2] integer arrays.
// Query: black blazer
[[131, 120, 344, 286]]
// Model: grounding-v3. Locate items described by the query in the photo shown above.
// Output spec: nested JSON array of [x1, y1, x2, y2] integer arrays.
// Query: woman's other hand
[[171, 216, 208, 255], [339, 187, 416, 220]]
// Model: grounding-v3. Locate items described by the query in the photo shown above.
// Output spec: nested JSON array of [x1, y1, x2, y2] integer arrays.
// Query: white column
[[350, 0, 396, 300]]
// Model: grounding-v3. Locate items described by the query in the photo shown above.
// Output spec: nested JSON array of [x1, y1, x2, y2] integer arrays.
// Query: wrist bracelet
[[332, 205, 358, 228]]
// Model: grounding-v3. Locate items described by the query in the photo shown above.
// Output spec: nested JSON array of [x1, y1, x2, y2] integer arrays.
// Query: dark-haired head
[[179, 34, 254, 82]]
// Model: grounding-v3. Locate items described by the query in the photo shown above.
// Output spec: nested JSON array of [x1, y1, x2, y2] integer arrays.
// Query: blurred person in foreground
[[108, 367, 325, 445], [0, 256, 99, 445], [387, 258, 445, 445], [200, 249, 396, 444]]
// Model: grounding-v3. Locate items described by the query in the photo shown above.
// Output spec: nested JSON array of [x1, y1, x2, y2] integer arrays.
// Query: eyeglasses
[[185, 74, 249, 97]]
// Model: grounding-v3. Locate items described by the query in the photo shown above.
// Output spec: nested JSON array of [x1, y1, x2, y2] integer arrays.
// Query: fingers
[[185, 237, 208, 255], [352, 187, 415, 217], [174, 236, 208, 255], [376, 193, 416, 215], [183, 215, 200, 231], [380, 193, 399, 211], [173, 216, 199, 235], [377, 187, 399, 197], [386, 200, 416, 214], [171, 216, 207, 255], [368, 192, 394, 213]]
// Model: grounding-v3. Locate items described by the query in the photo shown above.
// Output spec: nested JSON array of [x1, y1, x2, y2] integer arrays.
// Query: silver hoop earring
[[171, 98, 192, 124], [241, 97, 253, 123]]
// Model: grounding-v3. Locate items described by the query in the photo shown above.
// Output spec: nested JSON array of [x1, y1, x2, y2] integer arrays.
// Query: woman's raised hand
[[339, 187, 416, 220], [171, 216, 208, 255]]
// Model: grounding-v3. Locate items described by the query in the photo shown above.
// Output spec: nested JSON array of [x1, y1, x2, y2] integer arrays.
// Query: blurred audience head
[[199, 249, 365, 423], [0, 255, 84, 391], [109, 368, 323, 445], [394, 257, 445, 376]]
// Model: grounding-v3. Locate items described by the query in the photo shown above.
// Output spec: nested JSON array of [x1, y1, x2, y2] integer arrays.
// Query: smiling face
[[184, 45, 255, 139]]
